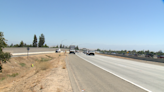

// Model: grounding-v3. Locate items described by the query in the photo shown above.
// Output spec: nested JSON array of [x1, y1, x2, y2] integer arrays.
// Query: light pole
[[60, 39, 67, 48], [70, 42, 76, 45]]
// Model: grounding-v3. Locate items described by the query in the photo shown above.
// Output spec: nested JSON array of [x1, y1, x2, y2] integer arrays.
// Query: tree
[[76, 46, 79, 50], [63, 45, 65, 48], [145, 50, 150, 54], [60, 44, 62, 48], [10, 43, 13, 47], [19, 41, 24, 47], [43, 44, 49, 47], [24, 43, 26, 47], [38, 34, 45, 47], [56, 45, 58, 48], [14, 44, 19, 47], [97, 48, 101, 51], [33, 34, 37, 47], [0, 32, 7, 52], [0, 32, 11, 72]]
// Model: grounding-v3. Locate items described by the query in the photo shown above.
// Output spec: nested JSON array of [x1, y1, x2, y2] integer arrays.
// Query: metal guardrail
[[99, 52, 164, 63]]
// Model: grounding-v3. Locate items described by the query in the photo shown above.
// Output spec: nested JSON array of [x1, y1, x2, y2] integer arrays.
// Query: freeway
[[67, 53, 164, 92]]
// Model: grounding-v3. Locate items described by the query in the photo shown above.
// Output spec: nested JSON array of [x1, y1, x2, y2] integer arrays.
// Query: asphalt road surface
[[66, 53, 149, 92], [73, 53, 164, 92]]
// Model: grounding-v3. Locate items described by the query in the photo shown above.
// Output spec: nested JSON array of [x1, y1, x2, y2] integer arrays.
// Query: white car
[[87, 50, 95, 55], [56, 48, 61, 53]]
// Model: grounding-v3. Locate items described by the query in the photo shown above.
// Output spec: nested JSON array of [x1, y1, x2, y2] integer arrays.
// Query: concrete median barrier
[[101, 53, 164, 63]]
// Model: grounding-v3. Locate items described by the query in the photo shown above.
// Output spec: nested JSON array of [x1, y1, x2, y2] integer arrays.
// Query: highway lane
[[75, 53, 164, 92], [66, 54, 146, 92]]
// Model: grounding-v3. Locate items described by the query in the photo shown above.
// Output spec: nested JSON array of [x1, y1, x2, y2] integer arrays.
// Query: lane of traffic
[[76, 53, 164, 92], [67, 54, 146, 92]]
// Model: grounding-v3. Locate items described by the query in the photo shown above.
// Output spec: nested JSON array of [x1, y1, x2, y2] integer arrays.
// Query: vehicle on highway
[[69, 45, 76, 54], [157, 55, 164, 58], [87, 50, 95, 55], [76, 50, 79, 53], [56, 48, 61, 53], [134, 54, 138, 57], [111, 52, 116, 55], [145, 54, 154, 58], [83, 50, 88, 54]]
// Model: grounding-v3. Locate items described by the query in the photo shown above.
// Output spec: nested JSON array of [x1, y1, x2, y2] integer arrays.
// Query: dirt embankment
[[0, 53, 72, 92]]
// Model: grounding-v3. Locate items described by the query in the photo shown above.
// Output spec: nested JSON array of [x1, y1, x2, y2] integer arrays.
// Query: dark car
[[134, 54, 138, 57], [145, 54, 154, 58], [157, 55, 164, 58]]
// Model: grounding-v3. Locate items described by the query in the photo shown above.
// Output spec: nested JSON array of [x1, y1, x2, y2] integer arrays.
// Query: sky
[[0, 0, 164, 51]]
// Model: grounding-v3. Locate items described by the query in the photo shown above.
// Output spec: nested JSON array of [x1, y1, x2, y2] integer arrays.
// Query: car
[[83, 50, 88, 54], [157, 55, 164, 58], [76, 50, 79, 53], [87, 50, 95, 55], [145, 54, 154, 58], [56, 48, 61, 53], [134, 54, 138, 57], [111, 52, 116, 55]]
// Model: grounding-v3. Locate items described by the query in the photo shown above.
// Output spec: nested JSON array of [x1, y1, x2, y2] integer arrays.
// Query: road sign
[[27, 47, 30, 58], [27, 47, 30, 50]]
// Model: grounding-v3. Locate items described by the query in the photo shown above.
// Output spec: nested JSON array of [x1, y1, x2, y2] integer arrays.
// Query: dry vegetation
[[0, 53, 72, 92]]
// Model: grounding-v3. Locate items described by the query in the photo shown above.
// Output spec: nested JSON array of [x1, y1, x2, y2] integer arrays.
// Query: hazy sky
[[0, 0, 164, 51]]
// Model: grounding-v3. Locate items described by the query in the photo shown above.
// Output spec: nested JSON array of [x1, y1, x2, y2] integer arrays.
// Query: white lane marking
[[76, 53, 152, 92]]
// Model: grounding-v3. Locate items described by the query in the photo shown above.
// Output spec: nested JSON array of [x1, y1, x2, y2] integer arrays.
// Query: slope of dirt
[[0, 53, 72, 92]]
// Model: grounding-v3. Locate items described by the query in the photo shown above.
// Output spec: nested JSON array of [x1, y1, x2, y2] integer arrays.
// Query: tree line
[[8, 34, 48, 47], [52, 44, 79, 50]]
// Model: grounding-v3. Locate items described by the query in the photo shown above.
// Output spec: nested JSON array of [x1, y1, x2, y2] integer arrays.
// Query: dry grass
[[62, 61, 66, 69], [0, 53, 70, 92], [40, 85, 44, 90], [56, 88, 61, 92], [36, 62, 52, 70], [0, 53, 60, 86]]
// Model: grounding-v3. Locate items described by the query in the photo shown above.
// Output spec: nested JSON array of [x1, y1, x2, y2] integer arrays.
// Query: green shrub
[[19, 63, 26, 67], [8, 73, 18, 77], [40, 58, 49, 62], [0, 77, 5, 81], [46, 55, 53, 59], [0, 52, 11, 63]]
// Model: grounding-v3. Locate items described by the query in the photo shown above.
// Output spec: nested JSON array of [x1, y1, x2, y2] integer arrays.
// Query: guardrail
[[99, 52, 164, 63]]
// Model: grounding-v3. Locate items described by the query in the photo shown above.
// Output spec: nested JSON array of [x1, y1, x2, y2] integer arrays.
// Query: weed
[[62, 66, 66, 69], [57, 88, 61, 92], [59, 54, 61, 57], [46, 55, 52, 58], [40, 85, 44, 90], [40, 58, 49, 62], [0, 77, 5, 81], [19, 63, 26, 67], [37, 62, 51, 70], [8, 73, 18, 77]]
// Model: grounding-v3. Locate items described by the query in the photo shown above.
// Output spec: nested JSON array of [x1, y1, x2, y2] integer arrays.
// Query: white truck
[[69, 45, 76, 54]]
